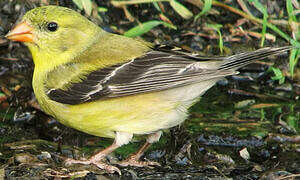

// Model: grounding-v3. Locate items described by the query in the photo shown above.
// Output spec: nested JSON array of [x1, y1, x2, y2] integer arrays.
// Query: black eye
[[47, 22, 58, 32]]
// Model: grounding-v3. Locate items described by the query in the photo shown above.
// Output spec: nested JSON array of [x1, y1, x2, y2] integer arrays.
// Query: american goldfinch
[[6, 6, 291, 174]]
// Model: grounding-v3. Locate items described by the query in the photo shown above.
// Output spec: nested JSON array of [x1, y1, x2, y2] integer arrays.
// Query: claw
[[64, 158, 121, 175], [94, 162, 121, 175], [63, 141, 122, 174], [64, 158, 89, 166], [117, 158, 161, 167]]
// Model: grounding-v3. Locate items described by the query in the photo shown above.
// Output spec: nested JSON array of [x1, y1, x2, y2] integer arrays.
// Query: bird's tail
[[218, 46, 292, 70]]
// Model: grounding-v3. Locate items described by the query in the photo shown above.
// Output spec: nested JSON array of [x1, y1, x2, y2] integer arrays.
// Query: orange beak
[[5, 22, 34, 42]]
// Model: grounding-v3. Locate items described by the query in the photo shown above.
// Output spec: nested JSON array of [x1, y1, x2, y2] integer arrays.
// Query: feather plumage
[[46, 47, 291, 105]]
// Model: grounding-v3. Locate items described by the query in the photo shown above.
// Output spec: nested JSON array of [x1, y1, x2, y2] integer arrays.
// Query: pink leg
[[118, 131, 162, 167], [65, 132, 133, 175]]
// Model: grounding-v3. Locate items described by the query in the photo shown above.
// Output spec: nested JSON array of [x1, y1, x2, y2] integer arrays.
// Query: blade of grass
[[194, 0, 212, 21], [259, 10, 267, 47], [206, 23, 223, 54], [287, 0, 297, 22], [248, 0, 268, 47], [72, 0, 83, 10], [124, 20, 176, 37], [72, 0, 92, 15], [268, 67, 285, 84], [169, 0, 193, 19], [153, 2, 162, 12], [81, 0, 92, 16], [289, 49, 299, 78], [286, 0, 299, 78]]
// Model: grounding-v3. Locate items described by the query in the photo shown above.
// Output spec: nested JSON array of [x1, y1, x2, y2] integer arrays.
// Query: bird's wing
[[46, 51, 235, 105]]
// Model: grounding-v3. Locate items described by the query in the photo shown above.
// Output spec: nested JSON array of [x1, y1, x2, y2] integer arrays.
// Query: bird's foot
[[65, 158, 121, 175], [117, 156, 161, 167]]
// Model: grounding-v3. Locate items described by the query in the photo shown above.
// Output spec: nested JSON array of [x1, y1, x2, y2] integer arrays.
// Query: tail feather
[[218, 46, 292, 70]]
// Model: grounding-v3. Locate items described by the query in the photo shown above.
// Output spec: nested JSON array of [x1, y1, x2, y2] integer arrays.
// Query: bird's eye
[[47, 22, 58, 32]]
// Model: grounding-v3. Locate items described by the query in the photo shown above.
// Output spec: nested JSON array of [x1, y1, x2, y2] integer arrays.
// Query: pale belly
[[35, 78, 219, 138], [44, 92, 188, 138]]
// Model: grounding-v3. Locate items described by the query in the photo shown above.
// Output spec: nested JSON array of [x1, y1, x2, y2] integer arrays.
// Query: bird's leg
[[65, 132, 133, 175], [118, 131, 162, 167]]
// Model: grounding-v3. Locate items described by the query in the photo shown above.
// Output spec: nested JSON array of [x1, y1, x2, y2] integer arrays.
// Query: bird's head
[[5, 6, 102, 69]]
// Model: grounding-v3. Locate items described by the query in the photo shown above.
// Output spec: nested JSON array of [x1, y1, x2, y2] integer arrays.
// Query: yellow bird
[[6, 6, 290, 174]]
